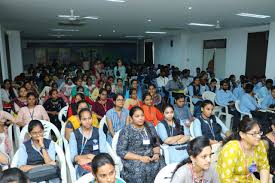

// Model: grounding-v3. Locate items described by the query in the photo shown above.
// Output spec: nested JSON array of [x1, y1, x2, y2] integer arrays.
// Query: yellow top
[[68, 114, 99, 129], [217, 140, 270, 183]]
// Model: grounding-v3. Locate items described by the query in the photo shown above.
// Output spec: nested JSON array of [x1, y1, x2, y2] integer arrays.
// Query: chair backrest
[[64, 141, 77, 182], [13, 124, 21, 151], [189, 122, 195, 138], [112, 130, 121, 152], [154, 163, 178, 183], [54, 142, 67, 183], [75, 173, 126, 183], [7, 124, 15, 158], [99, 116, 107, 131], [19, 120, 63, 148], [58, 105, 69, 125], [202, 91, 216, 104], [10, 149, 20, 168]]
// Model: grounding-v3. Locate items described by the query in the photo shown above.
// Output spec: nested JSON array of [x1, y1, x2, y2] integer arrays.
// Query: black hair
[[99, 88, 107, 95], [244, 83, 254, 93], [0, 168, 29, 183], [148, 83, 156, 89], [210, 78, 217, 83], [91, 153, 115, 174], [201, 100, 214, 108], [193, 77, 199, 82], [76, 100, 89, 111], [49, 88, 58, 96], [163, 104, 183, 134], [272, 86, 275, 91], [142, 93, 152, 102], [28, 120, 44, 133], [175, 94, 185, 101], [224, 117, 259, 144], [130, 79, 138, 85], [220, 79, 228, 86], [113, 93, 124, 101], [117, 78, 123, 82], [26, 92, 37, 99], [129, 88, 137, 96], [2, 79, 17, 100], [266, 79, 273, 85], [76, 86, 84, 92], [75, 92, 85, 100], [79, 108, 91, 120], [229, 74, 235, 80], [173, 136, 211, 177], [107, 76, 114, 80]]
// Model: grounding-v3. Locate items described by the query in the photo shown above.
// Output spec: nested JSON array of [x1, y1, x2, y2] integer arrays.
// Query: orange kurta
[[141, 105, 164, 126]]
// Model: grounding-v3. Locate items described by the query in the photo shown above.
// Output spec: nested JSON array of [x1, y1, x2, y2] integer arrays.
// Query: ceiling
[[0, 0, 274, 40]]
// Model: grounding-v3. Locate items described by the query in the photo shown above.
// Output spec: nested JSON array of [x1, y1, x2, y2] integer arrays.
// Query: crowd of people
[[0, 58, 274, 182]]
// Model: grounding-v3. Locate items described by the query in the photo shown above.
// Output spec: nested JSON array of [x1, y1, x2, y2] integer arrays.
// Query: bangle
[[41, 147, 46, 150], [154, 153, 160, 155]]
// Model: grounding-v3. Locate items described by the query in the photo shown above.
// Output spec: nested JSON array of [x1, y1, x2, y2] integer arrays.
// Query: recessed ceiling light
[[147, 19, 152, 22], [113, 30, 116, 33], [188, 23, 215, 27], [125, 35, 144, 38], [98, 34, 102, 37], [145, 31, 167, 34], [83, 16, 99, 20], [50, 28, 79, 32], [188, 6, 192, 10], [106, 0, 126, 2], [236, 13, 270, 19]]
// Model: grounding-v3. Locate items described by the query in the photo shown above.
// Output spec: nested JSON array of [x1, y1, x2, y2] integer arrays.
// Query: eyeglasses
[[30, 131, 44, 136], [116, 99, 124, 102], [246, 131, 263, 137]]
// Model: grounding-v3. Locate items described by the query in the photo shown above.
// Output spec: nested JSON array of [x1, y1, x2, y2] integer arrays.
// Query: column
[[0, 24, 9, 80], [7, 30, 23, 79], [266, 22, 275, 80]]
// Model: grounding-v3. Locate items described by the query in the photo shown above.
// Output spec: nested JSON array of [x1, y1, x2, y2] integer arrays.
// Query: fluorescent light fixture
[[58, 15, 80, 18], [83, 16, 99, 20], [98, 34, 102, 37], [125, 35, 144, 38], [188, 23, 215, 27], [147, 19, 152, 22], [236, 13, 270, 18], [145, 31, 167, 34], [188, 6, 192, 10], [48, 34, 72, 37], [106, 0, 126, 2], [113, 30, 116, 32], [51, 28, 79, 32]]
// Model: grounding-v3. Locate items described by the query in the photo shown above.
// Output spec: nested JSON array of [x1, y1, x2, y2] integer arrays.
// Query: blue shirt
[[188, 85, 209, 104], [193, 116, 228, 137], [239, 93, 260, 113], [106, 108, 129, 144], [261, 94, 275, 110], [215, 89, 236, 106], [258, 86, 271, 99], [233, 86, 245, 100]]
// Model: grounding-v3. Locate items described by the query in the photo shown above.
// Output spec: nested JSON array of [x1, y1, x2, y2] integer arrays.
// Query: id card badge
[[143, 139, 150, 145], [93, 144, 99, 150]]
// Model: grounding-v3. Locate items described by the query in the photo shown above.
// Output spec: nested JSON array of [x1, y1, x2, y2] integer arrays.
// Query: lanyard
[[140, 128, 149, 140], [80, 128, 93, 155], [239, 141, 256, 180], [188, 164, 206, 183], [28, 107, 35, 120], [201, 116, 215, 140], [31, 140, 44, 158]]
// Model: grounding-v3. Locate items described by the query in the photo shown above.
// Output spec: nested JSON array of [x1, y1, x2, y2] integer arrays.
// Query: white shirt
[[156, 76, 169, 88]]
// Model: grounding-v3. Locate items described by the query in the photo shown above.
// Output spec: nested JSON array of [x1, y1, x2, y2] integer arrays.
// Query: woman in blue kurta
[[106, 94, 130, 144], [69, 108, 106, 177], [156, 105, 190, 163]]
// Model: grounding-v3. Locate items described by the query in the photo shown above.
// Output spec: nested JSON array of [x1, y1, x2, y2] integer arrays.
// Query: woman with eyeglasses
[[171, 136, 219, 183], [217, 117, 270, 183], [92, 89, 113, 120], [16, 120, 58, 182], [106, 94, 130, 144]]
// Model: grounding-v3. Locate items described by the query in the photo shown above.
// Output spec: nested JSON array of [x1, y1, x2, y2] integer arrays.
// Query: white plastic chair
[[159, 144, 170, 165], [58, 105, 69, 125], [214, 98, 233, 129], [64, 140, 77, 183], [11, 142, 67, 183], [0, 151, 10, 170], [111, 130, 123, 172], [18, 120, 63, 148], [13, 124, 21, 151], [189, 122, 195, 138], [75, 173, 126, 183], [154, 163, 178, 183], [235, 100, 252, 120], [7, 124, 15, 158]]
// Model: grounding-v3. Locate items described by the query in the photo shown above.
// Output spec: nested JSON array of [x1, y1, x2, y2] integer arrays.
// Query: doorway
[[144, 40, 154, 66]]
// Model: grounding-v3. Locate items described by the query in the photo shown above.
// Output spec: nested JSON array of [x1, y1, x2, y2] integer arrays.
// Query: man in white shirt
[[156, 68, 169, 88]]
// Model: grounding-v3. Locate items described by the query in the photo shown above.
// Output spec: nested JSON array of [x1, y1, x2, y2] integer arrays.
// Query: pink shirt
[[0, 110, 14, 123], [15, 105, 50, 125]]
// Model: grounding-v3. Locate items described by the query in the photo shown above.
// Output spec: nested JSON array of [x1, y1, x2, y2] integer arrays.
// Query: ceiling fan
[[57, 9, 99, 26]]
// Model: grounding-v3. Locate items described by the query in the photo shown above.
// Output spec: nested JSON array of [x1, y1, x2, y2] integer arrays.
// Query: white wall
[[154, 25, 270, 79], [0, 24, 9, 80], [266, 22, 275, 80]]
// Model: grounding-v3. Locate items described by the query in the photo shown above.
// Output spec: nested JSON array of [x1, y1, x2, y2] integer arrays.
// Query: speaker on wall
[[170, 40, 173, 47]]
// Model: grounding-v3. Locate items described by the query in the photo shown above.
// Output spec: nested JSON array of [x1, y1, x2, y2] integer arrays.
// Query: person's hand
[[151, 154, 160, 162], [139, 156, 151, 163], [37, 136, 44, 148], [189, 117, 195, 122]]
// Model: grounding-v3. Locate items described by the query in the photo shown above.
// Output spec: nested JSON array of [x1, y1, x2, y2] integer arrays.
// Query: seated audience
[[208, 78, 217, 93], [123, 89, 142, 110], [141, 93, 164, 126], [12, 86, 28, 113], [157, 105, 190, 163], [217, 118, 270, 183], [147, 84, 162, 107], [1, 79, 18, 112], [188, 77, 205, 117], [193, 100, 231, 144], [91, 153, 125, 183], [171, 136, 219, 183], [106, 94, 130, 144], [15, 92, 50, 127], [69, 108, 106, 177], [114, 78, 124, 95], [93, 89, 114, 120], [117, 106, 165, 183], [233, 79, 247, 100], [0, 168, 30, 183], [67, 93, 85, 117], [71, 77, 90, 97], [0, 110, 15, 156], [240, 83, 260, 114], [257, 79, 273, 99], [261, 86, 275, 110]]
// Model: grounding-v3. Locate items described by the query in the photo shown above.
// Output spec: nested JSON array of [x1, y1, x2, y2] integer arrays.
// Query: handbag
[[26, 164, 60, 182]]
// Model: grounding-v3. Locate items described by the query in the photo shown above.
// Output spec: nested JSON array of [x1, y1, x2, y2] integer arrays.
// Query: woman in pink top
[[15, 92, 49, 127], [0, 110, 15, 155]]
